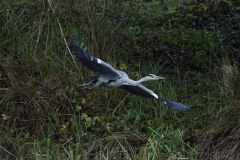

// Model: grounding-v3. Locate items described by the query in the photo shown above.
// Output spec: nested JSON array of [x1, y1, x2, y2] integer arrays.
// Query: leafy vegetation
[[0, 0, 240, 159]]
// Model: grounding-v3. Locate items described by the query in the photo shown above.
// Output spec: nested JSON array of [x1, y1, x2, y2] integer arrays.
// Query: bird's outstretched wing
[[70, 40, 120, 79], [157, 96, 191, 111], [120, 84, 190, 111], [120, 84, 154, 98]]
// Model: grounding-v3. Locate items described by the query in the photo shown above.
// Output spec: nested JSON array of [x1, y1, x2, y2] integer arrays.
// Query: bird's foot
[[77, 82, 92, 88], [82, 86, 92, 90], [77, 84, 97, 90]]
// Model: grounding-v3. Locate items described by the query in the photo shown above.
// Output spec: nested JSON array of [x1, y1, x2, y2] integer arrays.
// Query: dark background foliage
[[0, 0, 240, 159]]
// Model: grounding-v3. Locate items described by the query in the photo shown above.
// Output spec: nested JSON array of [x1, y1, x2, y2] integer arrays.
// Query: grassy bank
[[0, 0, 240, 159]]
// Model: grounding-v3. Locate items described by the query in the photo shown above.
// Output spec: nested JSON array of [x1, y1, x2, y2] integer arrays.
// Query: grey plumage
[[70, 40, 191, 111]]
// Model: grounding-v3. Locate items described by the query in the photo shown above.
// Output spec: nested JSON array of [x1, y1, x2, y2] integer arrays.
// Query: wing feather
[[120, 84, 191, 111], [70, 40, 120, 79]]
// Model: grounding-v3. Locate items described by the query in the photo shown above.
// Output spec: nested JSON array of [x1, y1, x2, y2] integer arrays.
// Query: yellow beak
[[155, 76, 166, 80]]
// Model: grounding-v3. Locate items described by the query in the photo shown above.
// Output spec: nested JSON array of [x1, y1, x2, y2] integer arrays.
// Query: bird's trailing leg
[[83, 85, 98, 90], [77, 79, 103, 90], [77, 75, 99, 89], [77, 81, 93, 88], [77, 82, 98, 90]]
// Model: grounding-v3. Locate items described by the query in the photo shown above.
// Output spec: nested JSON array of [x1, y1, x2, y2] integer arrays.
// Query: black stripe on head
[[147, 74, 155, 77]]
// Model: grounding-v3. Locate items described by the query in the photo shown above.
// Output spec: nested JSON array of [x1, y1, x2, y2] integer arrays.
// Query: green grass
[[1, 0, 240, 159]]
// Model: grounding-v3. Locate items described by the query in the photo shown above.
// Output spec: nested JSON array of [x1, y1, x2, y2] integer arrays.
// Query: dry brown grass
[[220, 64, 239, 98]]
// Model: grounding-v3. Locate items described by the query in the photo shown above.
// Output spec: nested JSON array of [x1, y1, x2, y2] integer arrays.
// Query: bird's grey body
[[70, 40, 191, 111]]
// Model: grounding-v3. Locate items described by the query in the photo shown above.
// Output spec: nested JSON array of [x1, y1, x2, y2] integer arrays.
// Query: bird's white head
[[147, 74, 166, 80]]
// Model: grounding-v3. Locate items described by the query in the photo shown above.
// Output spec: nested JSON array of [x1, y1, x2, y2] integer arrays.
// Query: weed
[[0, 0, 240, 159]]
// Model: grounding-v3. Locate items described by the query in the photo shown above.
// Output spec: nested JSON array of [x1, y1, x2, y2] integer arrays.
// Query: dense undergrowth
[[0, 0, 240, 159]]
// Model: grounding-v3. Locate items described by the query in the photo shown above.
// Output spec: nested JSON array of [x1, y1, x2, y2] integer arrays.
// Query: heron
[[70, 40, 191, 111]]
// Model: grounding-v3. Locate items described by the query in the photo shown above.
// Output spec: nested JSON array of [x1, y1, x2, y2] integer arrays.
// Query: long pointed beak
[[155, 76, 166, 80]]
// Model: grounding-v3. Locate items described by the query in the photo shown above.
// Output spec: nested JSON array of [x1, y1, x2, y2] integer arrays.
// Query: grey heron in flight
[[70, 40, 190, 111]]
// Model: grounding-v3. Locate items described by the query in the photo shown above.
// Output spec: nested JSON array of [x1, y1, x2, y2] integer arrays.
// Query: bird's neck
[[138, 77, 151, 84]]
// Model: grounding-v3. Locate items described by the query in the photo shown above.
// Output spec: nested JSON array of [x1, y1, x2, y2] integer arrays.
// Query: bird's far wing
[[120, 84, 191, 111], [70, 40, 120, 78]]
